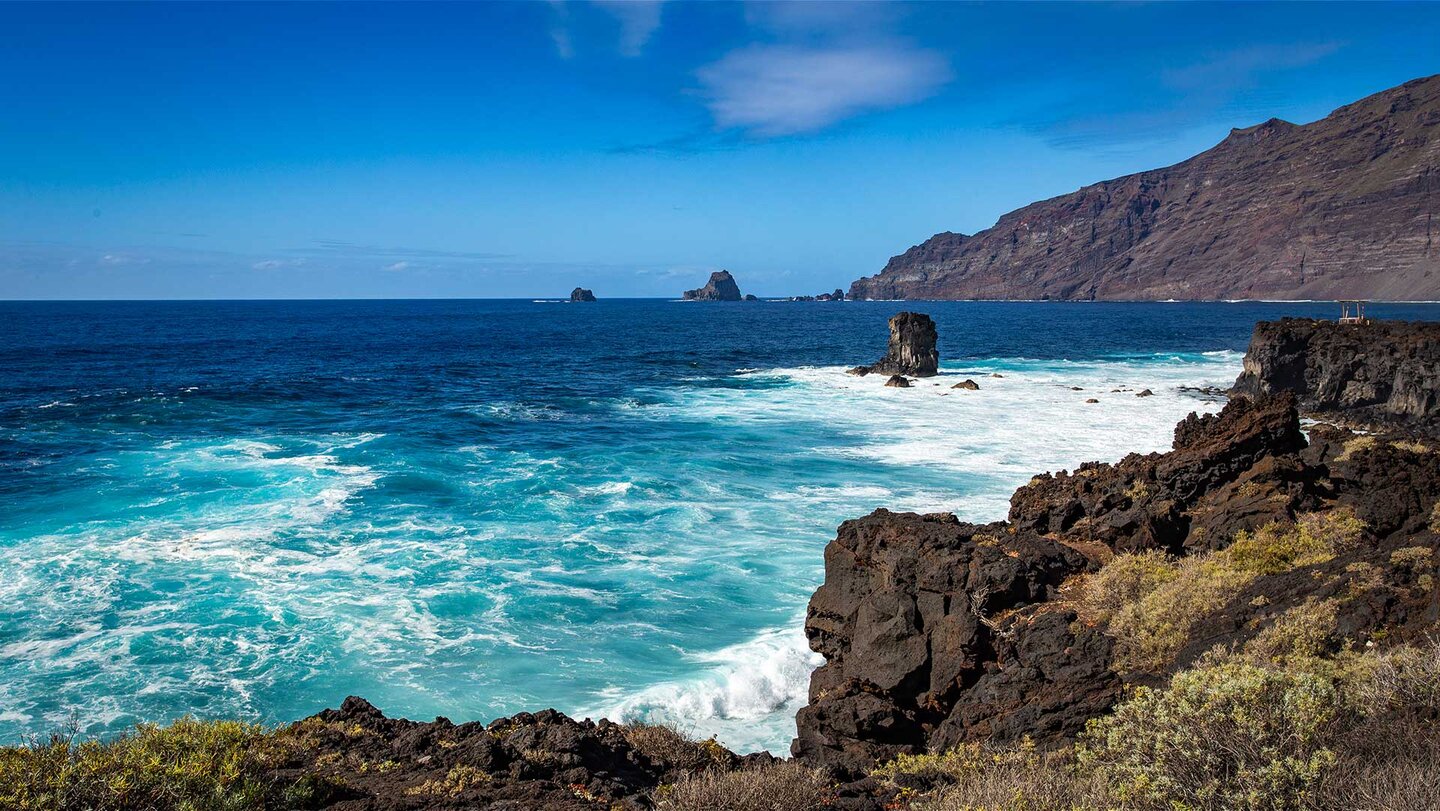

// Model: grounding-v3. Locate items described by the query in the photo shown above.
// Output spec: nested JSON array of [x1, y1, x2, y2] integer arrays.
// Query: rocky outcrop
[[1231, 318, 1440, 433], [793, 512, 1114, 775], [570, 287, 597, 302], [848, 312, 940, 378], [793, 392, 1440, 776], [849, 75, 1440, 301], [1009, 393, 1313, 554], [270, 697, 767, 810], [683, 270, 743, 301], [884, 375, 911, 388]]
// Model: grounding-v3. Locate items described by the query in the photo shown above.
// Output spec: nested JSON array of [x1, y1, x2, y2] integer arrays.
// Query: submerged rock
[[683, 270, 743, 301], [850, 312, 940, 378], [952, 380, 979, 390], [570, 287, 597, 302], [884, 375, 911, 388]]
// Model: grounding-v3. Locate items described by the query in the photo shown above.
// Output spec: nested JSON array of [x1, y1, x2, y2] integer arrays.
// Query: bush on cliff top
[[1076, 661, 1338, 811], [1078, 510, 1366, 672]]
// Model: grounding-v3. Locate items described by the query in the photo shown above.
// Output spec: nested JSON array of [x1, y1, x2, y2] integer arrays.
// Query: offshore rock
[[569, 287, 597, 302], [884, 375, 912, 388], [683, 270, 743, 301], [849, 312, 940, 378], [952, 380, 979, 390], [1231, 318, 1440, 434]]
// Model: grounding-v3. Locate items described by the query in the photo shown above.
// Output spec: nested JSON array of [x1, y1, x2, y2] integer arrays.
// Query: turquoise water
[[3, 300, 1436, 752]]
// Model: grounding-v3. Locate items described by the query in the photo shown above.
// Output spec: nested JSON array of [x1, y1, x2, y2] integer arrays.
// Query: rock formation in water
[[1231, 318, 1440, 433], [848, 312, 940, 377], [849, 75, 1440, 301], [793, 389, 1440, 776], [683, 270, 743, 301], [569, 287, 597, 302]]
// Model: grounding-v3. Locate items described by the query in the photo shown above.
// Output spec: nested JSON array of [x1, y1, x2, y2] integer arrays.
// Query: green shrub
[[1107, 555, 1256, 672], [1242, 599, 1340, 663], [0, 717, 307, 811], [875, 740, 1112, 811], [1226, 511, 1364, 576], [1076, 550, 1177, 627], [1077, 662, 1339, 811]]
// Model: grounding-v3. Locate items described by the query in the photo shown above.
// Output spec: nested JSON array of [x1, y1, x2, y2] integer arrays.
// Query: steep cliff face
[[850, 75, 1440, 301], [1232, 318, 1440, 431]]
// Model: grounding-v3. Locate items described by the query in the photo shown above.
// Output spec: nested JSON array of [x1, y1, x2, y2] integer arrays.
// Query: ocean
[[4, 299, 1437, 753]]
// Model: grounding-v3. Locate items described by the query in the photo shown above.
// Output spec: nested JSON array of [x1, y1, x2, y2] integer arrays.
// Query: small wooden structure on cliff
[[1338, 300, 1369, 325]]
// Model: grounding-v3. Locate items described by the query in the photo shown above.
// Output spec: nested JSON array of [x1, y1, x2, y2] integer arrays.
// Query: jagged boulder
[[848, 312, 940, 378], [569, 287, 597, 302], [683, 270, 743, 301], [793, 511, 1106, 775], [1008, 394, 1311, 553]]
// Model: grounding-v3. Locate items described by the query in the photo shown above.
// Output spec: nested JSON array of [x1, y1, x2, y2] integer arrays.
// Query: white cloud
[[252, 258, 306, 271], [383, 261, 410, 272], [696, 44, 950, 137], [100, 253, 150, 266], [1162, 42, 1341, 93]]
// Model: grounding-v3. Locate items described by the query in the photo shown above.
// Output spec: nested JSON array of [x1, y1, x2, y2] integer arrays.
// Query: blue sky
[[2, 1, 1438, 299]]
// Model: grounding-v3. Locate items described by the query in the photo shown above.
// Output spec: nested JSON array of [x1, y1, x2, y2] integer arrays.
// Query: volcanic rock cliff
[[847, 312, 940, 378], [793, 391, 1440, 777], [850, 74, 1440, 301], [1231, 318, 1440, 432]]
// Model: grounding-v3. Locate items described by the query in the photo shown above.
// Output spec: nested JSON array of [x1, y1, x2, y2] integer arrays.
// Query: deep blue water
[[3, 299, 1438, 752]]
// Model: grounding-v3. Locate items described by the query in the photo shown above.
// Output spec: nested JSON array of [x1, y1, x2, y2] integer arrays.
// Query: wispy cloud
[[252, 258, 307, 271], [383, 261, 410, 272], [696, 43, 949, 137], [592, 0, 663, 57], [549, 0, 665, 59]]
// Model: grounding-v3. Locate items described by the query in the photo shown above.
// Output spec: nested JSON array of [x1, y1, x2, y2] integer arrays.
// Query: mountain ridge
[[849, 74, 1440, 301]]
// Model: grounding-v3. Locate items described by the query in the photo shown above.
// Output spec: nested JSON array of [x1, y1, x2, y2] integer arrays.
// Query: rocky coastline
[[8, 318, 1439, 810]]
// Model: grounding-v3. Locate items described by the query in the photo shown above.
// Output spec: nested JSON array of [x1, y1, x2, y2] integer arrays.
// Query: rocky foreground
[[848, 74, 1440, 301], [6, 320, 1439, 810]]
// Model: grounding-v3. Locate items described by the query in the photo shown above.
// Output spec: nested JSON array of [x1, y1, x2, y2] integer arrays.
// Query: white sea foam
[[592, 621, 822, 754]]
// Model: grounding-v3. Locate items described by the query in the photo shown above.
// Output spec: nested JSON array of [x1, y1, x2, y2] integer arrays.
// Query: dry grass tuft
[[655, 760, 831, 811]]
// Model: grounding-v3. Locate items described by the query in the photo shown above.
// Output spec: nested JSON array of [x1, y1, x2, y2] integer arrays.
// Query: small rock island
[[848, 311, 940, 377], [569, 287, 596, 302], [682, 270, 743, 301]]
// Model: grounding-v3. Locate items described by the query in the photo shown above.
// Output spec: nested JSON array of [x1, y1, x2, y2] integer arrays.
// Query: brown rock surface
[[849, 75, 1440, 301]]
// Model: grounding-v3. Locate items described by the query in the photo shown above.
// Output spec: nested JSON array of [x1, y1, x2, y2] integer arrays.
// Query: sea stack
[[683, 270, 743, 301], [848, 312, 940, 377], [570, 287, 597, 302]]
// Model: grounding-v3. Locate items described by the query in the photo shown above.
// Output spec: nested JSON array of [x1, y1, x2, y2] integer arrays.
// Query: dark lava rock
[[683, 270, 743, 301], [849, 312, 940, 378], [1136, 389, 1154, 397], [952, 380, 979, 390], [792, 511, 1110, 775], [793, 388, 1440, 777], [1086, 398, 1100, 403], [1232, 318, 1440, 435], [569, 287, 596, 302], [743, 293, 759, 301], [1009, 394, 1311, 553], [884, 375, 911, 388]]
